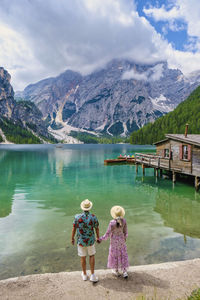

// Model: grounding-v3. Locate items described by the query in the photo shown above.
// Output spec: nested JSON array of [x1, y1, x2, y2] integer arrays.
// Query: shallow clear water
[[0, 144, 200, 280]]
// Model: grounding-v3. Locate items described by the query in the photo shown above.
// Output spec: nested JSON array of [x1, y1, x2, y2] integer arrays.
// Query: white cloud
[[150, 64, 164, 81], [143, 0, 200, 75], [177, 0, 200, 38], [0, 22, 61, 90], [143, 5, 181, 21], [167, 48, 200, 76], [122, 69, 148, 81], [144, 0, 200, 42], [122, 63, 164, 81], [0, 0, 170, 90], [0, 0, 200, 91]]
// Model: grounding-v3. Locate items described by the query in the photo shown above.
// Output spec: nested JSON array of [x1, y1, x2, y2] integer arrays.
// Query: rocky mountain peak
[[0, 67, 57, 143], [0, 67, 14, 101], [16, 59, 200, 137]]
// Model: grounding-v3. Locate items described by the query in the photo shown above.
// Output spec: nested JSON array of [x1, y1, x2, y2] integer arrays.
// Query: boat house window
[[183, 145, 188, 160], [164, 149, 169, 158], [179, 144, 191, 161]]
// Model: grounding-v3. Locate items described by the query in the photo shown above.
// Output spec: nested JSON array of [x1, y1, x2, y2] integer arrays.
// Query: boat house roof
[[154, 134, 200, 147]]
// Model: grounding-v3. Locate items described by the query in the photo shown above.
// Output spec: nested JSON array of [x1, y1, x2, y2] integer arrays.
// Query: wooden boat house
[[135, 125, 200, 190]]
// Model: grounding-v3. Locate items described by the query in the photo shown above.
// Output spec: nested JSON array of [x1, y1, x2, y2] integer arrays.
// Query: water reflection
[[154, 188, 200, 239], [135, 174, 200, 239], [0, 151, 15, 217], [0, 148, 52, 217]]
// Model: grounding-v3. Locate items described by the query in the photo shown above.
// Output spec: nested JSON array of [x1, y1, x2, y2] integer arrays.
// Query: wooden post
[[154, 168, 156, 176], [136, 163, 138, 174], [172, 171, 176, 183], [142, 164, 145, 176], [195, 176, 199, 191], [160, 169, 163, 178], [155, 168, 158, 177]]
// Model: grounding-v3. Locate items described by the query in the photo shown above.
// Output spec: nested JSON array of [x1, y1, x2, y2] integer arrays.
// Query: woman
[[99, 205, 129, 278]]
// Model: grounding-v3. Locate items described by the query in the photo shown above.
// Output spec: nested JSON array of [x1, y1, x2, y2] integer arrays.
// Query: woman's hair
[[116, 217, 122, 227]]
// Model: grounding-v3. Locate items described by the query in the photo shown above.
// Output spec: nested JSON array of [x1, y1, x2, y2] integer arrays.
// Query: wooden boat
[[117, 156, 135, 159], [104, 157, 136, 164], [56, 144, 63, 148], [126, 157, 136, 163], [104, 158, 127, 164]]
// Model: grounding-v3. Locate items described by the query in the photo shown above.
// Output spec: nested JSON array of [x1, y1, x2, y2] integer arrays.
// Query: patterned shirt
[[73, 211, 99, 247]]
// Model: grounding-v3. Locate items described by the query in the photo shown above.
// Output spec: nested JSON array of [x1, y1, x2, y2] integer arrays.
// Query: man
[[71, 199, 100, 282]]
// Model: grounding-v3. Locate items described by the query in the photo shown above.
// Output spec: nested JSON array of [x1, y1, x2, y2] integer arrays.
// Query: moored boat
[[104, 158, 127, 164]]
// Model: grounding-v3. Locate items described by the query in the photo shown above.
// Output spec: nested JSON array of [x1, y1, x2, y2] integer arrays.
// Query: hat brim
[[110, 205, 125, 219], [80, 201, 93, 211]]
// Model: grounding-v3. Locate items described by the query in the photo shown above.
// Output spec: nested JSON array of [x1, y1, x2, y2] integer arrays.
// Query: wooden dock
[[104, 151, 200, 190], [105, 131, 200, 191], [134, 152, 200, 190]]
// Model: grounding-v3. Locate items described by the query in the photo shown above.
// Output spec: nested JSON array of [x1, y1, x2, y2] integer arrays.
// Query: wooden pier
[[134, 151, 200, 191], [104, 151, 200, 191], [104, 132, 200, 190]]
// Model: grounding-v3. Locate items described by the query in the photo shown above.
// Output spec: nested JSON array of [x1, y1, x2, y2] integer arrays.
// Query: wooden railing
[[135, 153, 170, 169]]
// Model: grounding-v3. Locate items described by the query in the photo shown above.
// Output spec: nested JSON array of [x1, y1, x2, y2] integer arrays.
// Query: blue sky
[[136, 0, 188, 51], [0, 0, 200, 90]]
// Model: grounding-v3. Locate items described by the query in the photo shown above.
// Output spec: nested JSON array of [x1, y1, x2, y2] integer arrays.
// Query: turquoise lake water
[[0, 144, 200, 280]]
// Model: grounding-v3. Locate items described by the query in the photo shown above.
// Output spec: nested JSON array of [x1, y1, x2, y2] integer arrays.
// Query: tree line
[[70, 131, 129, 144], [0, 117, 41, 144], [130, 85, 200, 145]]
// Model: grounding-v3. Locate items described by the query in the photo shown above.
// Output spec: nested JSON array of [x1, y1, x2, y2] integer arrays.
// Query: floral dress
[[99, 218, 129, 270]]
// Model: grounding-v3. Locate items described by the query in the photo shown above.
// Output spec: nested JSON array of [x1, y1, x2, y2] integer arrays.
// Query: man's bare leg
[[89, 255, 95, 274], [81, 256, 87, 275]]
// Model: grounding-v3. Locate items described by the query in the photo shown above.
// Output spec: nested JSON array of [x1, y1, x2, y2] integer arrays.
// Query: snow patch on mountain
[[150, 94, 175, 113]]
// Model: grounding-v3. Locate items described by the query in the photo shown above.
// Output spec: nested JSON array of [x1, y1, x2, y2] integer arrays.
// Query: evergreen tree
[[130, 85, 200, 144]]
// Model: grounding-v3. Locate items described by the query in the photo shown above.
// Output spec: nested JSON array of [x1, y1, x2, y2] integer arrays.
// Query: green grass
[[188, 288, 200, 300], [132, 288, 200, 300]]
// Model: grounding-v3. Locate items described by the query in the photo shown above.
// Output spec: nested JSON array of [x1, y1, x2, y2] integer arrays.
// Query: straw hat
[[110, 205, 125, 219], [80, 199, 93, 211]]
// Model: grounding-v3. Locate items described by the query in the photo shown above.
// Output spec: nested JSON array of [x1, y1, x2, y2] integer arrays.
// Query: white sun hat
[[80, 199, 93, 211], [110, 205, 125, 219]]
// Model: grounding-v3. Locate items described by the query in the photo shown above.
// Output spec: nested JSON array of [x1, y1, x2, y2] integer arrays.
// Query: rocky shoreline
[[1, 259, 200, 300]]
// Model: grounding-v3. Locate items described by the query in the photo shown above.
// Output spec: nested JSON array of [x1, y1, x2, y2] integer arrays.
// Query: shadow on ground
[[97, 271, 169, 293]]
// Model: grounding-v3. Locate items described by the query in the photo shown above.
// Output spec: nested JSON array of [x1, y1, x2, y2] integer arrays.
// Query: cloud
[[122, 69, 147, 81], [0, 0, 200, 91], [167, 48, 200, 75], [0, 0, 170, 90], [143, 0, 200, 74], [122, 63, 164, 81], [143, 0, 200, 44], [143, 5, 181, 22]]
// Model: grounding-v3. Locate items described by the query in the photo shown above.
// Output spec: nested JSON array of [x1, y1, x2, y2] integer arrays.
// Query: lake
[[0, 144, 200, 280]]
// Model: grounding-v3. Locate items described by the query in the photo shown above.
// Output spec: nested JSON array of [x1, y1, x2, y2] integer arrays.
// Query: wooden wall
[[192, 146, 200, 176], [156, 139, 195, 175], [170, 140, 191, 174]]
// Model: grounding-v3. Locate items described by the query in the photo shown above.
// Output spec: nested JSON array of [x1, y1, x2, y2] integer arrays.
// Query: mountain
[[16, 59, 200, 137], [0, 67, 56, 144], [130, 85, 200, 145]]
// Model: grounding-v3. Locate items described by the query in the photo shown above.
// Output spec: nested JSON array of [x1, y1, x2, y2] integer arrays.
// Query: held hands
[[96, 238, 101, 244]]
